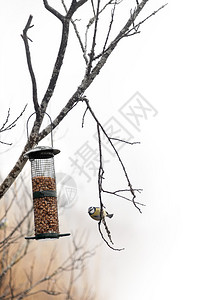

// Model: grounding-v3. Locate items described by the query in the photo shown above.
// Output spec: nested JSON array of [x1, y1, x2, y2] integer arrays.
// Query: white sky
[[1, 0, 200, 299]]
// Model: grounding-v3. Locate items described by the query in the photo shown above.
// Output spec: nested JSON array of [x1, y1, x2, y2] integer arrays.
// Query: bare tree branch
[[102, 188, 144, 206], [86, 0, 101, 76], [102, 0, 118, 53], [39, 12, 70, 115], [66, 0, 89, 20], [21, 16, 39, 115], [0, 105, 27, 146], [95, 123, 122, 250], [40, 0, 87, 113], [125, 3, 168, 37], [61, 0, 89, 64], [0, 105, 27, 133], [83, 97, 142, 212], [43, 0, 65, 21], [0, 140, 12, 146]]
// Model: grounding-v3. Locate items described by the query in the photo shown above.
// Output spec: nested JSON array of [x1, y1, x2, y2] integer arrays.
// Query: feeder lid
[[24, 146, 60, 159]]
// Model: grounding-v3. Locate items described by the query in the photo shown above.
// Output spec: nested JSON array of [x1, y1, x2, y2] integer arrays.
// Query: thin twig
[[72, 19, 89, 64], [82, 107, 89, 127], [125, 3, 168, 37], [110, 137, 140, 145], [86, 0, 101, 76], [0, 105, 27, 133], [98, 220, 124, 251], [0, 108, 10, 131], [102, 188, 144, 206], [96, 122, 125, 251], [94, 1, 167, 60], [102, 0, 118, 53], [0, 140, 12, 146], [0, 105, 27, 146]]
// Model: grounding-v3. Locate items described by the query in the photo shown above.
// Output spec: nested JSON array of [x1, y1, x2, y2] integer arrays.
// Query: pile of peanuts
[[32, 176, 59, 235]]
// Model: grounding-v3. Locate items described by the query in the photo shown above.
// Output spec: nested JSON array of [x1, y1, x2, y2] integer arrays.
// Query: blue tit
[[88, 206, 113, 221]]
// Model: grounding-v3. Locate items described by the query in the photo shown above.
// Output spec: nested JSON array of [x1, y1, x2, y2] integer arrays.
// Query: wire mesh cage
[[24, 114, 70, 240]]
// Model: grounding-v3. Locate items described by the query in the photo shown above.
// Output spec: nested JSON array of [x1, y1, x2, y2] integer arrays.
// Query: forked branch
[[83, 96, 143, 212], [0, 105, 27, 146], [21, 16, 39, 115]]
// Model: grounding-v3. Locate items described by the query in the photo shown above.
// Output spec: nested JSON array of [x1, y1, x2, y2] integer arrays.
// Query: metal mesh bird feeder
[[25, 113, 70, 240]]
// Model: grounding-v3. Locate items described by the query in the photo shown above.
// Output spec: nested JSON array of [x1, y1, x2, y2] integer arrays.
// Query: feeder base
[[25, 232, 70, 240]]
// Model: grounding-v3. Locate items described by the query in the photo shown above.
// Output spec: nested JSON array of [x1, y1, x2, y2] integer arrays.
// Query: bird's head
[[88, 207, 95, 215]]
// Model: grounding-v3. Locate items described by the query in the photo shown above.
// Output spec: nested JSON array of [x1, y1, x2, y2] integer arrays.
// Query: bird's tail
[[107, 213, 113, 218]]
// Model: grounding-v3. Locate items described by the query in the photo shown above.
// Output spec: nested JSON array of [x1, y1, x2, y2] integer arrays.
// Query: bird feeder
[[25, 113, 70, 240]]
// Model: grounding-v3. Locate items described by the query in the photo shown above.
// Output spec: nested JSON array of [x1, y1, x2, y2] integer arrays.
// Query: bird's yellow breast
[[90, 207, 106, 220]]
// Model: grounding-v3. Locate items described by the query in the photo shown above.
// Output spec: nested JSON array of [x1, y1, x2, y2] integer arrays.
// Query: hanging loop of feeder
[[26, 111, 54, 148], [25, 112, 70, 240]]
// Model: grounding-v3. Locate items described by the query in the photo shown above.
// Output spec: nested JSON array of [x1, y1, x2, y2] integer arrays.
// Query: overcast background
[[0, 1, 200, 299]]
